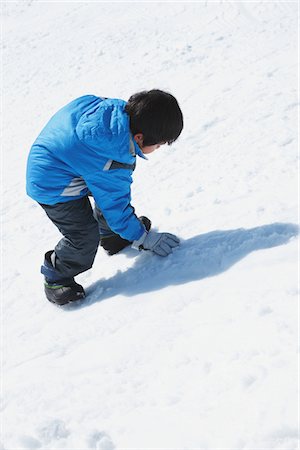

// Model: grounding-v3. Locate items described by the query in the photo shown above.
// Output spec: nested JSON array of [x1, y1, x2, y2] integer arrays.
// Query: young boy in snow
[[26, 90, 183, 305]]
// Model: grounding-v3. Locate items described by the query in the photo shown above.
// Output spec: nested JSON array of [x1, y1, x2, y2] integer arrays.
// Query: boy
[[26, 89, 184, 305]]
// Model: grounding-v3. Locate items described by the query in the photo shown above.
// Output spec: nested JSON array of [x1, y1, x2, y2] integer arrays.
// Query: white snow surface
[[2, 1, 299, 449]]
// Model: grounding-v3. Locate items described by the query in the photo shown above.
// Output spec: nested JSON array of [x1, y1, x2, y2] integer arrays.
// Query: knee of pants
[[89, 222, 101, 246], [62, 229, 100, 274], [64, 222, 100, 258], [81, 223, 100, 257]]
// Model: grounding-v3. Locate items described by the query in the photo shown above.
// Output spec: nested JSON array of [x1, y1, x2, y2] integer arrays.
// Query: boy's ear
[[133, 133, 144, 147]]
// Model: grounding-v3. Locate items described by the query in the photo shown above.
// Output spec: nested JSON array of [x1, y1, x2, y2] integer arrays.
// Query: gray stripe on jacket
[[61, 177, 88, 197]]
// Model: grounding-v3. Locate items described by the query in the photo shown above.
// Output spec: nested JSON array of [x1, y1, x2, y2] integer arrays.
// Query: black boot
[[41, 251, 85, 305], [44, 280, 85, 306], [100, 216, 152, 255]]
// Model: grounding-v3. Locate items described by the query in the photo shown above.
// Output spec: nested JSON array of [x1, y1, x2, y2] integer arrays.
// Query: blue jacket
[[26, 95, 147, 241]]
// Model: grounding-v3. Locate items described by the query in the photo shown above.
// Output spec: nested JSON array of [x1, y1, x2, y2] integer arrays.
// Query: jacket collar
[[129, 135, 148, 160]]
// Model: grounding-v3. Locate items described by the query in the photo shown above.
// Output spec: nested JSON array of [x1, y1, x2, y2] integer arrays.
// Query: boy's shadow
[[71, 222, 298, 309]]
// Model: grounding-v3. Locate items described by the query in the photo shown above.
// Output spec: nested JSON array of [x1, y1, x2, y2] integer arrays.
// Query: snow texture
[[2, 1, 299, 449]]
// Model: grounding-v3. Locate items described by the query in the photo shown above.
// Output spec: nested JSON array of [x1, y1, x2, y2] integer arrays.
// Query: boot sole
[[46, 291, 85, 306]]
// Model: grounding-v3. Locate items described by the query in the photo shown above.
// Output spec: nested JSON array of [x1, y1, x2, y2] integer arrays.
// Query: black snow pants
[[40, 197, 100, 280]]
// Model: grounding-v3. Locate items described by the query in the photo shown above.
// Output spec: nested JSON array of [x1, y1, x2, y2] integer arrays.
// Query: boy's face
[[134, 134, 165, 154], [142, 143, 163, 154]]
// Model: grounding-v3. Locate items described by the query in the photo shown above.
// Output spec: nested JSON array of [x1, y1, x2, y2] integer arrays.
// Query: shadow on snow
[[67, 222, 298, 310]]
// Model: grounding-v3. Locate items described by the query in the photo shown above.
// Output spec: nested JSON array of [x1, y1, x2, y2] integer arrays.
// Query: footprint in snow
[[36, 418, 70, 443], [18, 419, 70, 448], [87, 430, 115, 450]]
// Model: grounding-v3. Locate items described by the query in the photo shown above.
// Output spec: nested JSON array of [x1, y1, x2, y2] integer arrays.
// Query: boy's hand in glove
[[99, 216, 152, 256], [133, 230, 180, 256]]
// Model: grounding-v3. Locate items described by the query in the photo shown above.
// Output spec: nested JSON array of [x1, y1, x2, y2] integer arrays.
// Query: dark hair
[[125, 89, 183, 146]]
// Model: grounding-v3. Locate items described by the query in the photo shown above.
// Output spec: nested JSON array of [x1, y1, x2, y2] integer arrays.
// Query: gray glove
[[133, 230, 180, 256]]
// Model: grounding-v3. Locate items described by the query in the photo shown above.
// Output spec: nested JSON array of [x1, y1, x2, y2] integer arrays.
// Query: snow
[[1, 1, 299, 449]]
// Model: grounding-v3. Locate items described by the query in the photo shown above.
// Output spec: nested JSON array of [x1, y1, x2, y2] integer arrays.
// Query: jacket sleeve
[[84, 168, 145, 242]]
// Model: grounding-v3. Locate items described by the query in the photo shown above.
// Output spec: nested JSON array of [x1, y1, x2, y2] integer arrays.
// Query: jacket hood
[[76, 98, 141, 163]]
